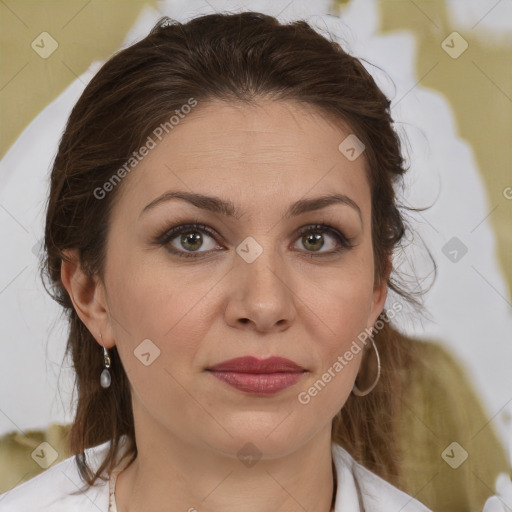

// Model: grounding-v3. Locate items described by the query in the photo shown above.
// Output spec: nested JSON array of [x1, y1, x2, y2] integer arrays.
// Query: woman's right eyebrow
[[139, 190, 362, 224]]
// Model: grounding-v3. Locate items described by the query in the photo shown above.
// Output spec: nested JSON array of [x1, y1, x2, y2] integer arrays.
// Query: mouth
[[206, 356, 307, 395]]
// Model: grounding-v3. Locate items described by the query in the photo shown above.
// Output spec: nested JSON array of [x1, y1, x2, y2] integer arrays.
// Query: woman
[[0, 11, 443, 511]]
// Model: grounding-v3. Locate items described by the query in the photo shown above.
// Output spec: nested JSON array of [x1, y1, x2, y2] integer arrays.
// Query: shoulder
[[0, 440, 112, 512], [331, 443, 432, 511]]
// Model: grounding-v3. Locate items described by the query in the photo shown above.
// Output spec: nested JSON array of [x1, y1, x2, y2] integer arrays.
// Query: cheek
[[294, 280, 371, 420], [106, 261, 209, 422], [105, 254, 213, 374], [300, 253, 375, 340], [305, 282, 370, 380], [294, 247, 375, 393]]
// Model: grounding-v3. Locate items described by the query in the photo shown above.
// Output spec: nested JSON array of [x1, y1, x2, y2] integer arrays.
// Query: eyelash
[[155, 222, 355, 259]]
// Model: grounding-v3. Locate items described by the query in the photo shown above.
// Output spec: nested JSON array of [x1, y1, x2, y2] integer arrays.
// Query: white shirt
[[0, 435, 431, 511]]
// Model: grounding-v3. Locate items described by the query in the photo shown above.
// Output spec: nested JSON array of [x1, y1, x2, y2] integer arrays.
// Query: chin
[[197, 414, 316, 461]]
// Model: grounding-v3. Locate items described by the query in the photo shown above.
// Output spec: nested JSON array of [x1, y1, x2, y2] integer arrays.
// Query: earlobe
[[60, 249, 113, 348]]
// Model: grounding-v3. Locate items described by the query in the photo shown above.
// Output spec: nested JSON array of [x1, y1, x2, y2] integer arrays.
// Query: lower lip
[[208, 371, 304, 394]]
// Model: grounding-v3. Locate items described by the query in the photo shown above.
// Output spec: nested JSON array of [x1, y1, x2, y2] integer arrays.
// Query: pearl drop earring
[[99, 333, 111, 389]]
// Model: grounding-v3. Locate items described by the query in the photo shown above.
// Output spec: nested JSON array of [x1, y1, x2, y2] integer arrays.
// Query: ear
[[368, 256, 391, 328], [60, 249, 115, 349]]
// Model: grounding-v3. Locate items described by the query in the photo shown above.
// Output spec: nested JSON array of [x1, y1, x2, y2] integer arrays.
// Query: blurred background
[[0, 0, 511, 498]]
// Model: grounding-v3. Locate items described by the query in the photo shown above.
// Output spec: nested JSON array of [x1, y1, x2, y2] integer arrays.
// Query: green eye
[[295, 225, 354, 254]]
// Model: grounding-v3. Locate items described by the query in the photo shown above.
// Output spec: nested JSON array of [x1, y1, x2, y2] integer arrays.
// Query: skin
[[61, 98, 388, 512]]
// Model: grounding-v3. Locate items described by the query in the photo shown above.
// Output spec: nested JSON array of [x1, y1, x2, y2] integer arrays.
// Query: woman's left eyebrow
[[284, 194, 362, 223]]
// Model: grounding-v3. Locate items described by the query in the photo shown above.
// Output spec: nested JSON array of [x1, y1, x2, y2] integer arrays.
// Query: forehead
[[114, 99, 370, 218], [167, 98, 354, 160]]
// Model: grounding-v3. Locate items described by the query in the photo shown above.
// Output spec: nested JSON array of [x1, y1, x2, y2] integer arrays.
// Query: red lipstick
[[206, 356, 306, 395]]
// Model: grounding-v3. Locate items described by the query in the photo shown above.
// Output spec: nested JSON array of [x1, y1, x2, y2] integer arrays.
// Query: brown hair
[[41, 11, 431, 489]]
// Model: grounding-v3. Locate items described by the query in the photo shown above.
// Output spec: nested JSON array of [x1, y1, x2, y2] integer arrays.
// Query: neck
[[114, 422, 336, 512]]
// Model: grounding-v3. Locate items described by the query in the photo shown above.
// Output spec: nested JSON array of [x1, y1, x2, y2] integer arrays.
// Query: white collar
[[331, 442, 431, 511]]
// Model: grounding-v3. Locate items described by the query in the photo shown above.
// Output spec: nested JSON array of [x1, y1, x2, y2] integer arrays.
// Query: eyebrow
[[139, 191, 362, 222]]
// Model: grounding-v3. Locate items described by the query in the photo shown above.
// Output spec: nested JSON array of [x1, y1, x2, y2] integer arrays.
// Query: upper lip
[[206, 356, 305, 373]]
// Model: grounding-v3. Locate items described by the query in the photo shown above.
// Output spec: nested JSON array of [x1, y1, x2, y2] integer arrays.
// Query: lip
[[206, 356, 306, 395], [207, 356, 305, 373]]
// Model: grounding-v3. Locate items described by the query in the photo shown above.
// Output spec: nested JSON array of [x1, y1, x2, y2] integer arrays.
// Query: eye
[[157, 223, 220, 258], [293, 224, 353, 256]]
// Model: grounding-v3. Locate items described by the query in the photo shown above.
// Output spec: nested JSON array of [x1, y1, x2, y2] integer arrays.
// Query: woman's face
[[86, 99, 387, 457]]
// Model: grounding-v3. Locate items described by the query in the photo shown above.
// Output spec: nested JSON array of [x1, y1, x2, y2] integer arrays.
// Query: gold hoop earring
[[352, 335, 381, 397], [99, 333, 111, 389]]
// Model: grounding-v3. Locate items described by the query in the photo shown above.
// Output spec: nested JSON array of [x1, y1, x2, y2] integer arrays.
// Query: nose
[[223, 242, 297, 333]]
